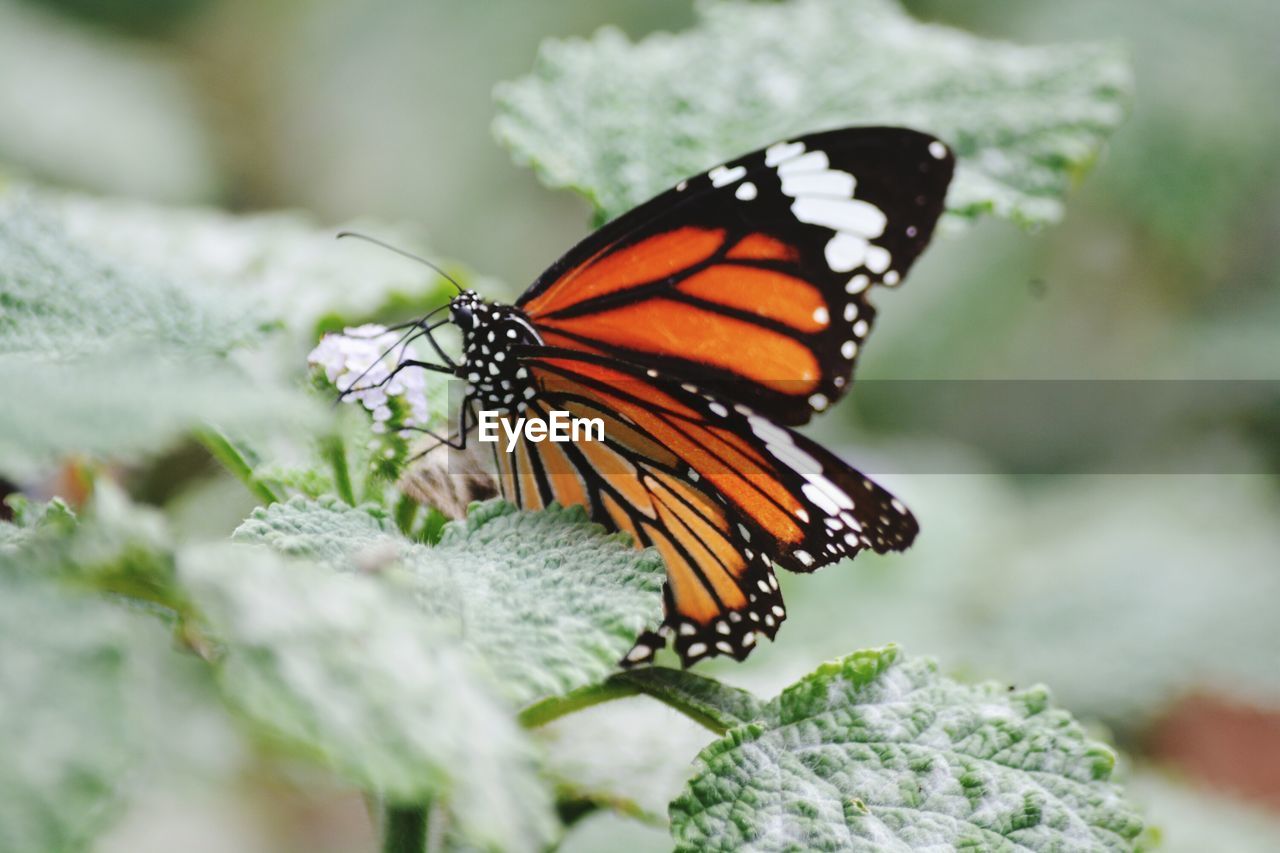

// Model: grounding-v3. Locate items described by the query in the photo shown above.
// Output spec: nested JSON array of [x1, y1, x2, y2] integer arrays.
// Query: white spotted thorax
[[308, 324, 430, 432], [449, 290, 543, 412]]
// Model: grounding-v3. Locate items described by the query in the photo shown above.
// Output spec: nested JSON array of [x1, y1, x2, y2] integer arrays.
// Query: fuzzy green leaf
[[494, 0, 1131, 226], [772, 471, 1280, 734], [0, 495, 76, 552], [0, 570, 198, 853], [0, 189, 318, 480], [670, 646, 1143, 852], [178, 542, 555, 853], [50, 190, 472, 338], [234, 497, 667, 705]]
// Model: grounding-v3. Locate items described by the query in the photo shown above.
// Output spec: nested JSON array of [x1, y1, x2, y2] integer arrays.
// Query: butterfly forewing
[[517, 127, 954, 425]]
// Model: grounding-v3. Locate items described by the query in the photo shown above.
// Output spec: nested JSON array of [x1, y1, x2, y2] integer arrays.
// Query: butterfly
[[372, 127, 954, 667]]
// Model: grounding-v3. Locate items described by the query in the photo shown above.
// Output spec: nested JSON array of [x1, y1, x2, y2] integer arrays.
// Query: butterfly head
[[448, 290, 484, 331]]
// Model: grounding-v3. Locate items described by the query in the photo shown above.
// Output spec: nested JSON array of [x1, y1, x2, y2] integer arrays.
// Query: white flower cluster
[[308, 324, 432, 432]]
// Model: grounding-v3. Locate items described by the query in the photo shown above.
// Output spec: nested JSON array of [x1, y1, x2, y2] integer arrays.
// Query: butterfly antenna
[[336, 230, 466, 294]]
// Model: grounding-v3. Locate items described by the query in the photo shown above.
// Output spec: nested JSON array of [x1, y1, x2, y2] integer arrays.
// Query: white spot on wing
[[748, 415, 792, 447], [626, 644, 652, 662], [808, 472, 854, 511], [846, 274, 870, 294], [765, 140, 805, 166], [929, 140, 948, 160], [735, 181, 758, 200], [804, 482, 840, 515], [824, 232, 869, 273], [864, 245, 892, 274], [709, 164, 747, 187], [778, 150, 829, 175], [791, 197, 887, 239], [781, 171, 855, 198]]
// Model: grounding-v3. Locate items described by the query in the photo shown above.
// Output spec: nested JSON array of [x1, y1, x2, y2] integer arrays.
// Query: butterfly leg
[[416, 320, 458, 370], [406, 394, 476, 455], [337, 359, 455, 408]]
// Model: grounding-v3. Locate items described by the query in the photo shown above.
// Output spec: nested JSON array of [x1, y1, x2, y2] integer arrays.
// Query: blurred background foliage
[[1, 0, 1277, 850]]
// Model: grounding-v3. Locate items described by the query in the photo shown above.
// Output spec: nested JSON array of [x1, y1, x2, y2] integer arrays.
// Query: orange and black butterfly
[[385, 127, 953, 667]]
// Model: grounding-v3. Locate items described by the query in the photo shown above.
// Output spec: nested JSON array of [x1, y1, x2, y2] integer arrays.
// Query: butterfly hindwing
[[489, 348, 917, 666], [517, 127, 954, 425]]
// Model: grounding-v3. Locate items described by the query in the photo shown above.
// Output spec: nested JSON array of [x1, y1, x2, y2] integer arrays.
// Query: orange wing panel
[[522, 227, 725, 318], [725, 233, 800, 262], [538, 299, 820, 394], [677, 266, 827, 333]]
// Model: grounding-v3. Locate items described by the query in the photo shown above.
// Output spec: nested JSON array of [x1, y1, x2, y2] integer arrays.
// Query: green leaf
[[0, 189, 318, 480], [494, 0, 1131, 226], [0, 495, 76, 552], [51, 190, 474, 339], [0, 572, 196, 853], [770, 470, 1280, 734], [670, 646, 1143, 852], [234, 496, 667, 705], [0, 483, 187, 616], [537, 692, 721, 826], [532, 670, 763, 826], [177, 542, 556, 853]]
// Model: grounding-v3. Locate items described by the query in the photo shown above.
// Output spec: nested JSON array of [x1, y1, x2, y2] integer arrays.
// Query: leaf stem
[[518, 671, 746, 735], [518, 680, 640, 728], [382, 804, 428, 853], [196, 428, 282, 505]]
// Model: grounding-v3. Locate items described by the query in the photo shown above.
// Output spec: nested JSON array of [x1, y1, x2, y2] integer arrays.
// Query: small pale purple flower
[[308, 324, 434, 428]]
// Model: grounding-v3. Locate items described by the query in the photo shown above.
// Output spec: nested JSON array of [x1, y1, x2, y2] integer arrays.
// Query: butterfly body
[[452, 292, 544, 413], [432, 127, 954, 667]]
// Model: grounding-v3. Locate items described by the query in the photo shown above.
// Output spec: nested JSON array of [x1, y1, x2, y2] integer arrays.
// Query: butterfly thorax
[[450, 291, 542, 413]]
